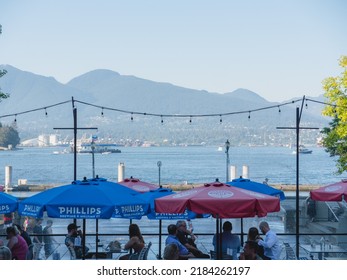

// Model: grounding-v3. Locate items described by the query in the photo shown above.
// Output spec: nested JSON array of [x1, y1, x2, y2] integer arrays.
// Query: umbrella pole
[[82, 219, 86, 260], [240, 218, 244, 246], [219, 217, 223, 260], [216, 215, 221, 260], [158, 220, 162, 259], [96, 219, 99, 259]]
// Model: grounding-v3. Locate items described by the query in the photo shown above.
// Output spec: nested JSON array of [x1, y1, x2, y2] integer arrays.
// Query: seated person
[[120, 224, 145, 260], [65, 223, 88, 259], [247, 226, 265, 259], [0, 245, 12, 260], [212, 221, 240, 260], [239, 241, 263, 260], [163, 243, 180, 260], [176, 220, 210, 258], [6, 226, 28, 260], [165, 224, 194, 259]]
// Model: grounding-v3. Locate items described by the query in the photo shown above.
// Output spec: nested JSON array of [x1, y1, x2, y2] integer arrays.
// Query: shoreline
[[163, 183, 321, 192], [7, 183, 322, 192]]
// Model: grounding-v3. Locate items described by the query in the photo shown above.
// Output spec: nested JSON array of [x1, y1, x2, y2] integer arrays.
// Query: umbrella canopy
[[118, 177, 159, 193], [137, 188, 208, 220], [155, 180, 280, 218], [0, 192, 18, 214], [228, 177, 286, 201], [18, 178, 150, 219], [310, 179, 347, 202]]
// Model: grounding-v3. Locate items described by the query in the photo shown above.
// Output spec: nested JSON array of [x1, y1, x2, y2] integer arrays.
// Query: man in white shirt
[[258, 221, 282, 260]]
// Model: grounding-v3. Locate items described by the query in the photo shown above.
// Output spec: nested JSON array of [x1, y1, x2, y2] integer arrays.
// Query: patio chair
[[129, 242, 152, 260]]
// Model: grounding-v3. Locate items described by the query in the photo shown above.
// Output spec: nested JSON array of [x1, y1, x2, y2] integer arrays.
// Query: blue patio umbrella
[[227, 177, 286, 201], [18, 178, 150, 259], [0, 192, 18, 214], [18, 179, 149, 219]]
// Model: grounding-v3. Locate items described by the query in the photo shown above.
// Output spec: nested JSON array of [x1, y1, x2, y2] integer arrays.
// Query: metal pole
[[157, 160, 163, 259], [73, 107, 77, 181], [91, 140, 95, 178], [295, 107, 300, 258], [225, 140, 230, 182], [157, 161, 162, 186]]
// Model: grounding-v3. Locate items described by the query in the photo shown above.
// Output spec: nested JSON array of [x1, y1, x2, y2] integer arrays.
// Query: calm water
[[0, 145, 346, 186]]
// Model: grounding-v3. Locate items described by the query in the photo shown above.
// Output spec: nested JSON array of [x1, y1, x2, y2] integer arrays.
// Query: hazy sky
[[0, 0, 346, 102]]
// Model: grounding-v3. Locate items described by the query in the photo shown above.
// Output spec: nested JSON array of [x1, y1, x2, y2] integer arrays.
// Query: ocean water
[[0, 145, 346, 186]]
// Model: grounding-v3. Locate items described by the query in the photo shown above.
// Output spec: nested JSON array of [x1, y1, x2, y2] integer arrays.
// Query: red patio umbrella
[[310, 179, 347, 202], [155, 180, 280, 218], [155, 179, 280, 259], [118, 177, 159, 193]]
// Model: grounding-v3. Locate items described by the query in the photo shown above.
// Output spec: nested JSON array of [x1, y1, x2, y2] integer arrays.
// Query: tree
[[321, 56, 347, 174], [0, 69, 10, 101], [0, 123, 20, 148]]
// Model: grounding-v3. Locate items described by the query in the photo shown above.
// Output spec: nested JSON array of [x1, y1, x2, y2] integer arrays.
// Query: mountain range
[[0, 65, 330, 145]]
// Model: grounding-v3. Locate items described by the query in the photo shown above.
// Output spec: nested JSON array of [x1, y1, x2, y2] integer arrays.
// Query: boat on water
[[67, 143, 121, 154], [77, 144, 121, 154], [292, 145, 312, 154]]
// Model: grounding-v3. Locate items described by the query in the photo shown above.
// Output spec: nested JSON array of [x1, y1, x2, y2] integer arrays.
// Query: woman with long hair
[[119, 224, 145, 260], [246, 226, 265, 259]]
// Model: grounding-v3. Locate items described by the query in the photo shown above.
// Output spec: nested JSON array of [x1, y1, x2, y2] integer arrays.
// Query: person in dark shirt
[[176, 220, 209, 258]]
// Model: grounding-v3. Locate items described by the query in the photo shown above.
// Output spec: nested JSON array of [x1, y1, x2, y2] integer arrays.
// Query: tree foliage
[[0, 123, 20, 148], [0, 69, 10, 101], [322, 56, 347, 174]]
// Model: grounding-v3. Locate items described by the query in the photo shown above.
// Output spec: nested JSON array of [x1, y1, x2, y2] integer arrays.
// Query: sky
[[0, 0, 346, 102]]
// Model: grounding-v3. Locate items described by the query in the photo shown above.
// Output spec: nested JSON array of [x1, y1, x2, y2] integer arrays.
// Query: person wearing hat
[[65, 223, 87, 259]]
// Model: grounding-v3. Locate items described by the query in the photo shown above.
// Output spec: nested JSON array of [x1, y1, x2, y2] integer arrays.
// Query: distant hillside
[[0, 65, 330, 145]]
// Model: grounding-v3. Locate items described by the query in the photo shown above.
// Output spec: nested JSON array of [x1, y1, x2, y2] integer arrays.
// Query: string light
[[161, 115, 164, 124], [14, 114, 17, 123], [305, 102, 308, 109], [278, 106, 281, 113], [4, 97, 343, 127]]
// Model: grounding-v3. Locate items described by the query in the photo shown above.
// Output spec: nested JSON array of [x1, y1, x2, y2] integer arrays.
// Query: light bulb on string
[[44, 108, 48, 117], [14, 114, 17, 123], [161, 116, 164, 124], [101, 107, 104, 117], [189, 116, 192, 124], [248, 111, 251, 120], [278, 106, 281, 113], [305, 103, 308, 109], [131, 113, 133, 122], [219, 115, 222, 124]]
